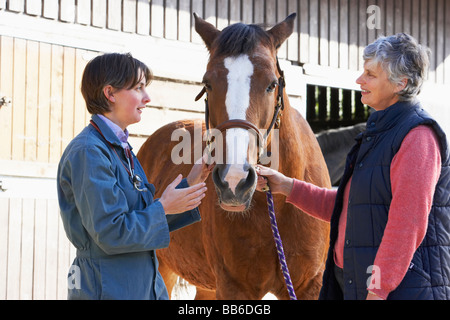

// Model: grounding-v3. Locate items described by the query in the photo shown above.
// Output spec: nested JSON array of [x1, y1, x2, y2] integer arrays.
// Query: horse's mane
[[215, 23, 272, 56]]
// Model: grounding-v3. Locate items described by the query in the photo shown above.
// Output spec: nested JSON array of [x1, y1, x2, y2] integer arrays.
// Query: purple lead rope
[[266, 189, 298, 300]]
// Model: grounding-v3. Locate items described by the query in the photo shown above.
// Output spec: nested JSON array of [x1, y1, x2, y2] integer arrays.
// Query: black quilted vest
[[319, 100, 450, 300]]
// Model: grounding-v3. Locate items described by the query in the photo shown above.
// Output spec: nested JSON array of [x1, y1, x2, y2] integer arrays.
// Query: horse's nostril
[[212, 165, 229, 189], [236, 166, 256, 192]]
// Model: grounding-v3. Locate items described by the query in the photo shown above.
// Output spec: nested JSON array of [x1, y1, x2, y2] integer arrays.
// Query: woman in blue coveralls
[[57, 53, 213, 300]]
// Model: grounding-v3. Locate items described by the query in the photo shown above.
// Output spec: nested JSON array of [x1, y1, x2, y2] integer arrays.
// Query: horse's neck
[[276, 102, 309, 179]]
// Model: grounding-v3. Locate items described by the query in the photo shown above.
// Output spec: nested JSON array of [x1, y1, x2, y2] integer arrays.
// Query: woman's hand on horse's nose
[[159, 174, 207, 215], [187, 153, 215, 186]]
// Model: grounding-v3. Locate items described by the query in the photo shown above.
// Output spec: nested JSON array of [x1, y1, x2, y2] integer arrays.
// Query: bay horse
[[137, 13, 331, 300]]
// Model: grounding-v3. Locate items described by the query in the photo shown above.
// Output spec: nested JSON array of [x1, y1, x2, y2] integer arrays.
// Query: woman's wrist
[[281, 177, 294, 197]]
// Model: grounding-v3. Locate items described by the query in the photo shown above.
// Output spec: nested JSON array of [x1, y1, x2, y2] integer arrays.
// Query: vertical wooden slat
[[329, 0, 339, 68], [74, 49, 90, 137], [178, 0, 191, 41], [403, 0, 412, 35], [25, 0, 41, 15], [37, 42, 52, 163], [339, 0, 349, 69], [342, 89, 352, 121], [150, 0, 164, 38], [299, 0, 309, 64], [435, 0, 445, 84], [8, 0, 24, 12], [0, 199, 9, 299], [348, 0, 358, 70], [367, 0, 377, 44], [204, 0, 216, 26], [306, 85, 317, 121], [43, 0, 58, 19], [12, 38, 27, 161], [33, 199, 47, 300], [165, 0, 178, 39], [445, 0, 450, 84], [286, 0, 297, 61], [277, 0, 288, 60], [376, 0, 386, 37], [411, 0, 421, 40], [394, 0, 403, 33], [242, 0, 253, 24], [92, 0, 107, 28], [309, 0, 319, 65], [137, 0, 150, 35], [217, 0, 229, 30], [428, 0, 437, 82], [45, 199, 59, 299], [318, 86, 327, 121], [7, 198, 22, 299], [77, 0, 91, 25], [107, 0, 122, 31], [330, 87, 340, 121], [20, 198, 35, 300], [24, 40, 39, 161], [319, 0, 329, 66], [265, 0, 277, 26], [229, 0, 241, 25], [57, 205, 70, 299], [253, 0, 264, 24], [123, 0, 137, 33], [385, 0, 394, 36], [191, 0, 203, 44], [49, 45, 63, 164], [419, 0, 428, 45], [60, 0, 75, 23], [61, 47, 75, 153], [0, 36, 14, 160], [358, 0, 367, 70]]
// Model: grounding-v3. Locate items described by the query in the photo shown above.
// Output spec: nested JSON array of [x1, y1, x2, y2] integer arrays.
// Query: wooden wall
[[1, 0, 449, 299], [1, 0, 449, 82]]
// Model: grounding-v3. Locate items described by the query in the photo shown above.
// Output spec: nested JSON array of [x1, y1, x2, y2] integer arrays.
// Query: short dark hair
[[81, 53, 153, 114]]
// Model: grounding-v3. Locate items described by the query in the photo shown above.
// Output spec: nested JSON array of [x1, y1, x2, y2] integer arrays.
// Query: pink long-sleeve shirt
[[286, 125, 442, 299]]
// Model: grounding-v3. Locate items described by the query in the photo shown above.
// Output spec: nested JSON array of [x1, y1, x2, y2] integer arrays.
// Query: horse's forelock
[[214, 23, 272, 57]]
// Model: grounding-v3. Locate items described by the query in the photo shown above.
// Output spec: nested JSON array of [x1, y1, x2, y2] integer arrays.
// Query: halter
[[195, 58, 286, 164]]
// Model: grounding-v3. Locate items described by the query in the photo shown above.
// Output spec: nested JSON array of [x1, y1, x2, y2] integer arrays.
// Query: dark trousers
[[334, 264, 344, 293]]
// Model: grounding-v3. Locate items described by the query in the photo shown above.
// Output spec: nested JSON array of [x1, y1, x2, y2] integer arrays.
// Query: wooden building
[[0, 0, 449, 299]]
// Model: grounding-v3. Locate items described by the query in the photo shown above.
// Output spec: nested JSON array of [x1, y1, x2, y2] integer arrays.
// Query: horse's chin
[[219, 203, 248, 212], [215, 182, 256, 213]]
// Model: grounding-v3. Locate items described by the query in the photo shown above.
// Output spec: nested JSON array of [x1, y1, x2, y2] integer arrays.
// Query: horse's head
[[194, 13, 296, 212]]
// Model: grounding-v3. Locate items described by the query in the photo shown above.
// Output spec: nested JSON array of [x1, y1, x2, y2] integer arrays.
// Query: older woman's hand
[[255, 165, 294, 197]]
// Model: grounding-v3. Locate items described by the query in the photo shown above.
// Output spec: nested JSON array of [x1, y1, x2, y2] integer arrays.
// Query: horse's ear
[[267, 13, 297, 50], [194, 12, 220, 50]]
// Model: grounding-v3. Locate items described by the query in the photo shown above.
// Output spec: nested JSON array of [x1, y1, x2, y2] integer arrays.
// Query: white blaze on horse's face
[[223, 54, 254, 194]]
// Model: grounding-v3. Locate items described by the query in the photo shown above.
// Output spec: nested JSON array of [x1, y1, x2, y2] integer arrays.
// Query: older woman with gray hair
[[256, 33, 450, 299]]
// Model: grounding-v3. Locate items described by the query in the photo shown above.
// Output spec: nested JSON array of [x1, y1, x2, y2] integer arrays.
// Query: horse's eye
[[266, 81, 278, 93], [203, 80, 212, 91]]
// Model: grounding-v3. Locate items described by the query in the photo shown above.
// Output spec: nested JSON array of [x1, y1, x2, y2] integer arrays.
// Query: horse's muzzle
[[212, 164, 257, 212]]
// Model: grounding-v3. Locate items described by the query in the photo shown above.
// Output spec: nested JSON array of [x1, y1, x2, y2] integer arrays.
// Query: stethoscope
[[90, 120, 148, 192]]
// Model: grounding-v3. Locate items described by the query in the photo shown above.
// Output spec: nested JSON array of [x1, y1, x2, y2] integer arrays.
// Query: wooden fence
[[307, 85, 369, 132]]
